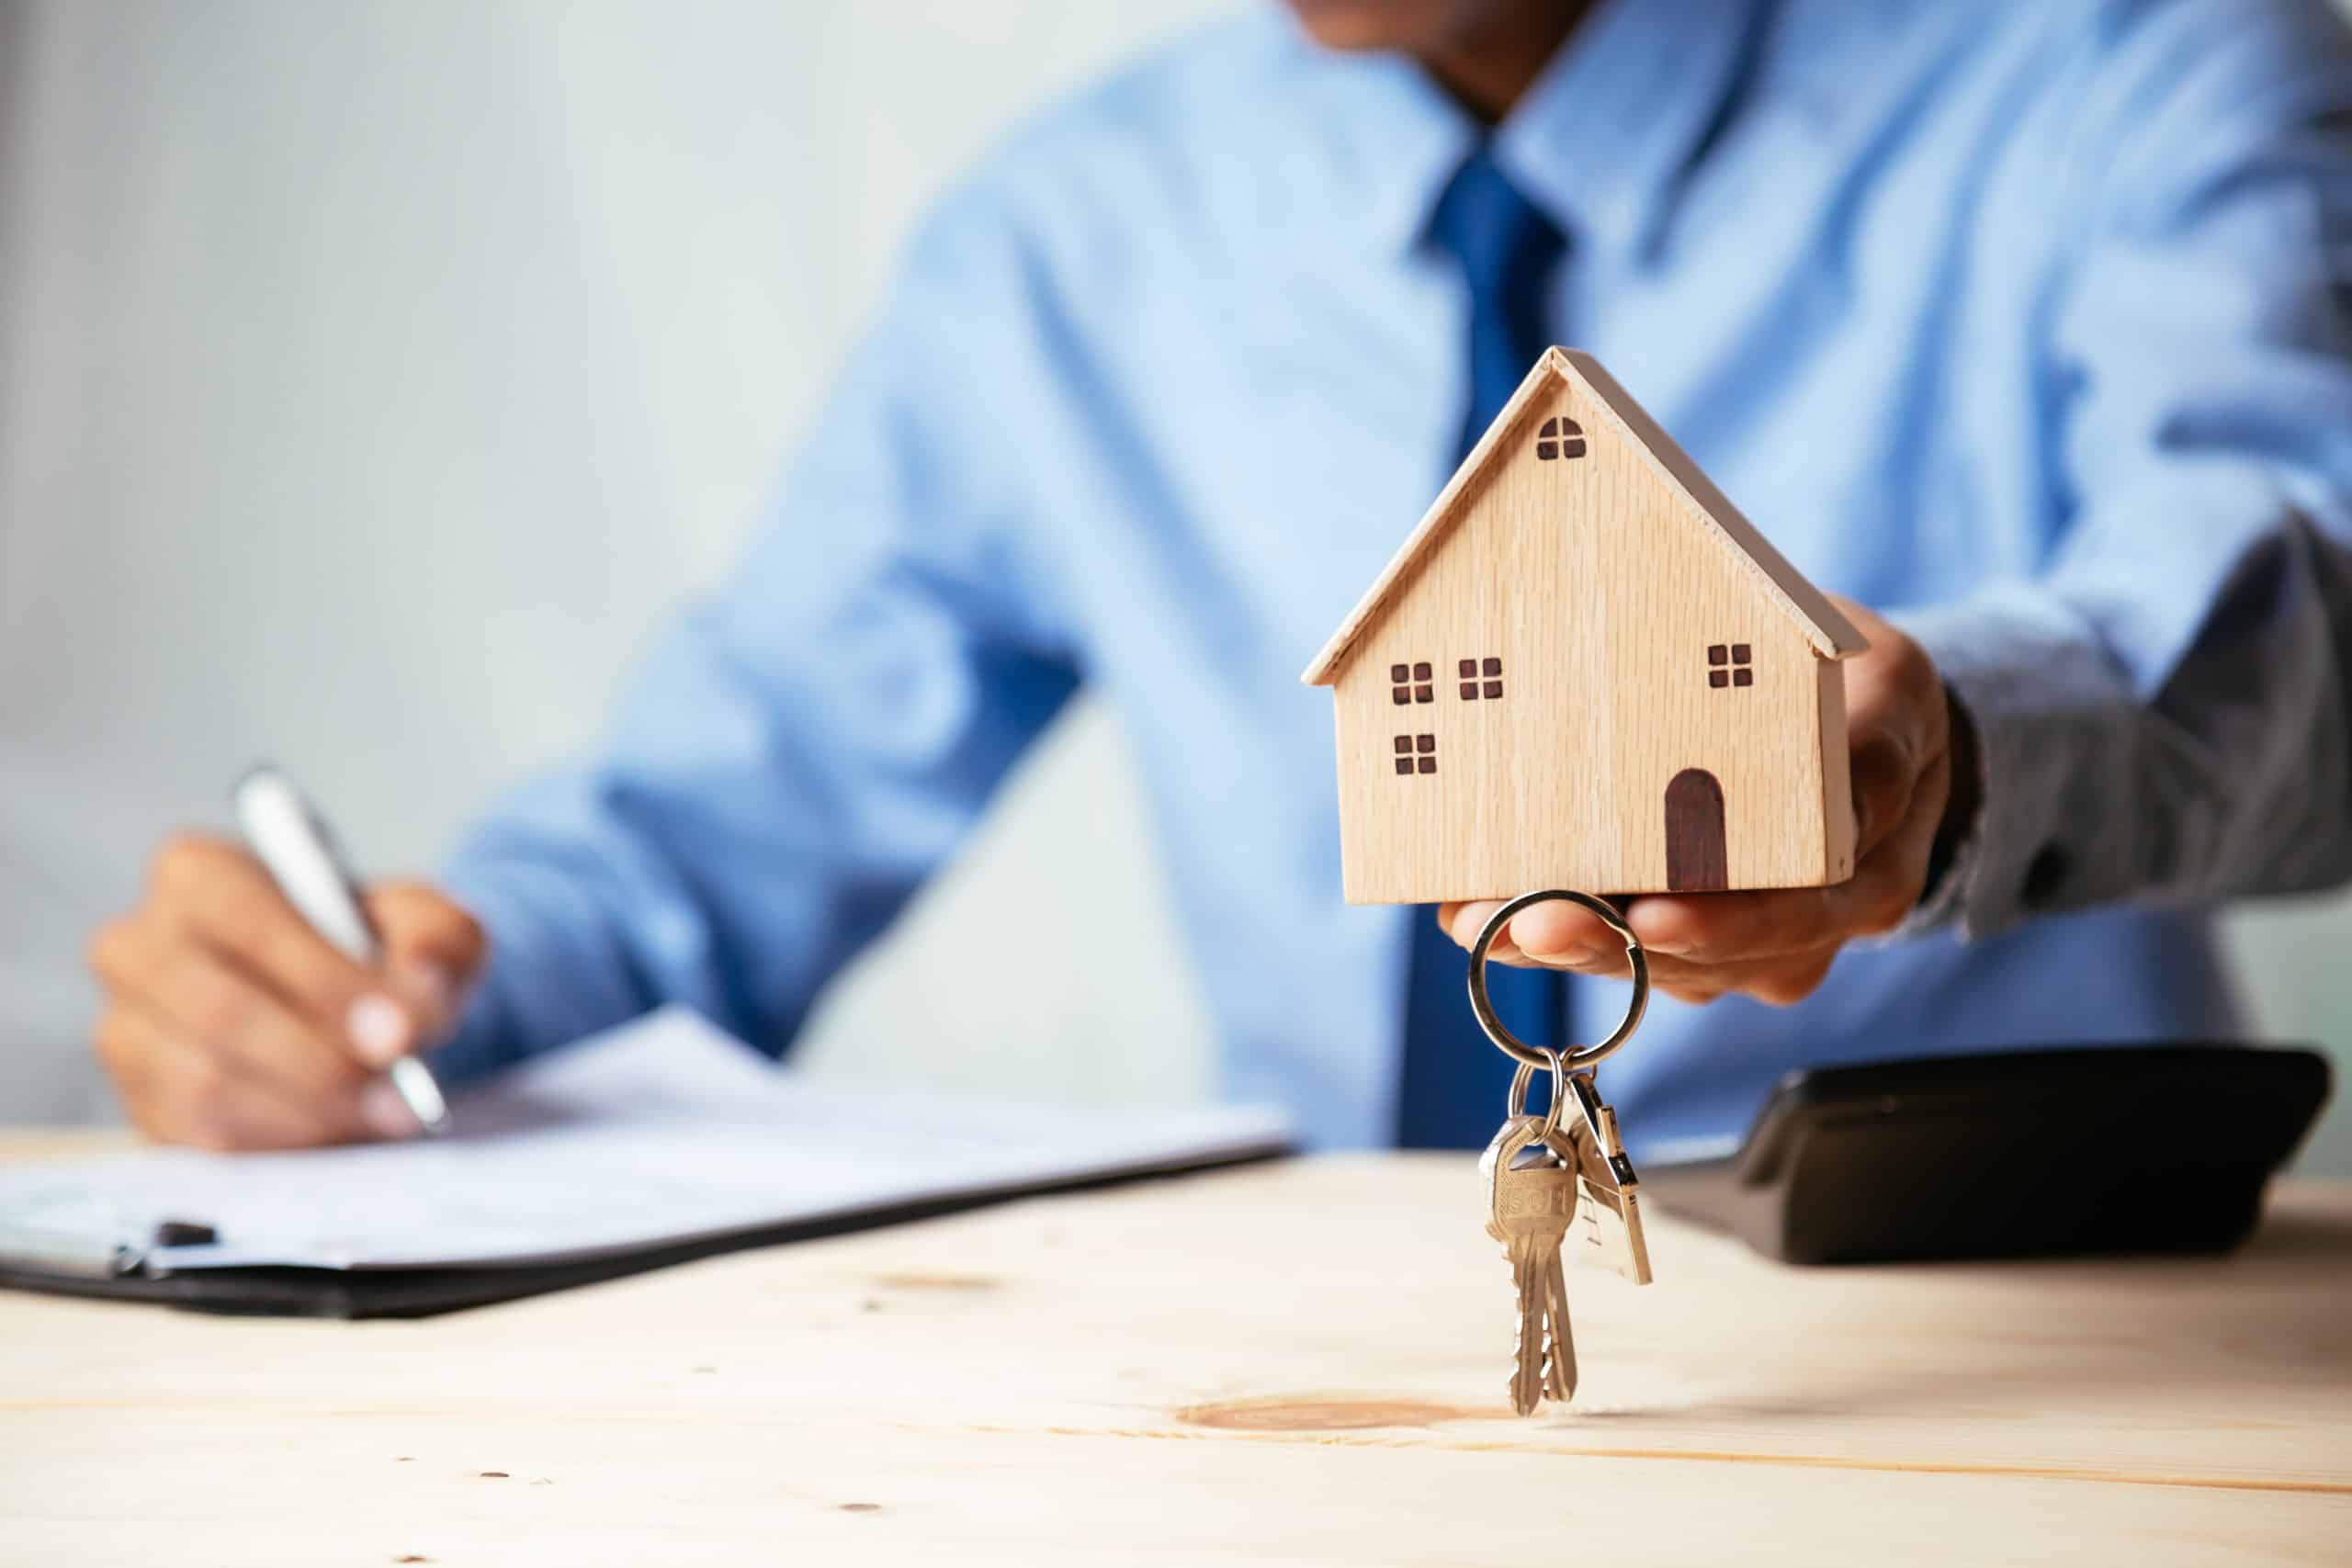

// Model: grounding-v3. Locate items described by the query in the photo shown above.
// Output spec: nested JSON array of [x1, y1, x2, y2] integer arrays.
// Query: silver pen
[[232, 764, 452, 1135]]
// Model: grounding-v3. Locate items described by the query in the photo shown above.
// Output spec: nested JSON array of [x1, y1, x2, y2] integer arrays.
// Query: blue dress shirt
[[435, 0, 2352, 1156]]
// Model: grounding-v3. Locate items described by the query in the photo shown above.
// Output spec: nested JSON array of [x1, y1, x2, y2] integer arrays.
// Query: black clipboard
[[0, 1145, 1287, 1320]]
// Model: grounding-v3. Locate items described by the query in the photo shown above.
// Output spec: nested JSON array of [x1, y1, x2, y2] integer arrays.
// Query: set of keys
[[1464, 890, 1655, 1416]]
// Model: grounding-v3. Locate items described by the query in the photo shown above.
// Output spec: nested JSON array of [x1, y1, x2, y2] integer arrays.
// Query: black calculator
[[1640, 1044, 2331, 1265]]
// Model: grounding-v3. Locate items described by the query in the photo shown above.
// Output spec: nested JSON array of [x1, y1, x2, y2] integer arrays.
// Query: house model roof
[[1300, 348, 1869, 685]]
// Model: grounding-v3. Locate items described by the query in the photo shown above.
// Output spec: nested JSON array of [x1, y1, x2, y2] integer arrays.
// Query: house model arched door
[[1665, 769, 1727, 891]]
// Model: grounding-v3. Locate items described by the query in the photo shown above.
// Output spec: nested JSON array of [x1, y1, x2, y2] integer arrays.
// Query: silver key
[[1481, 1114, 1579, 1415], [1564, 1073, 1653, 1287]]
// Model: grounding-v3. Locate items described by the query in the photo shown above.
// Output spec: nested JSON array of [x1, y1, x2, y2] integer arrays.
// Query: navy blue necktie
[[1394, 148, 1572, 1149]]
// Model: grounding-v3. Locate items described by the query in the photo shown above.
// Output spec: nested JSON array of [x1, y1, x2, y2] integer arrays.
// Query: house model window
[[1393, 734, 1436, 775], [1459, 657, 1504, 701], [1390, 662, 1434, 705], [1708, 644, 1754, 688], [1535, 417, 1586, 461]]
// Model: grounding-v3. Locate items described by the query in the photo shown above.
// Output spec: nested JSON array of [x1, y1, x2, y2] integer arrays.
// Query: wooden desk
[[2, 1140, 2346, 1565]]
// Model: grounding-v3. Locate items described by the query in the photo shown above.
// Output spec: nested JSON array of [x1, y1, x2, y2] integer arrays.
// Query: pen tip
[[387, 1056, 452, 1136]]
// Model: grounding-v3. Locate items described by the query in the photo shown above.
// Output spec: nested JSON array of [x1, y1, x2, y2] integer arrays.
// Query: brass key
[[1481, 1113, 1579, 1415]]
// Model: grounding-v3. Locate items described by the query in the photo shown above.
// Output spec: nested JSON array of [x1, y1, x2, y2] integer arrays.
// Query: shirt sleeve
[[428, 189, 1080, 1080], [1895, 4, 2352, 939]]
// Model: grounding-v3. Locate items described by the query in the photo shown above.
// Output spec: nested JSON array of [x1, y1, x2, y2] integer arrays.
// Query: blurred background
[[2, 0, 2346, 1173]]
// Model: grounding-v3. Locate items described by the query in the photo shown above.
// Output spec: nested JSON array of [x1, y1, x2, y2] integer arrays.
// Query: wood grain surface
[[2, 1138, 2346, 1565]]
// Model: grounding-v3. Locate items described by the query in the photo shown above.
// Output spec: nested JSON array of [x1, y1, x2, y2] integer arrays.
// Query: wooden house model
[[1302, 348, 1868, 906]]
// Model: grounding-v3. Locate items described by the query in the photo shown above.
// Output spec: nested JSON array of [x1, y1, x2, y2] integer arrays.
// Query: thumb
[[1826, 597, 1945, 856], [365, 881, 487, 1042]]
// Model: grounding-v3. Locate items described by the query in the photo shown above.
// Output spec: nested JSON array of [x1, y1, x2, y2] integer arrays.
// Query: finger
[[1437, 902, 1555, 969], [94, 1004, 390, 1151], [1507, 938, 1839, 993], [1440, 897, 1625, 968], [1510, 871, 1884, 973], [1471, 946, 1551, 969], [95, 1004, 224, 1146], [1823, 745, 1952, 939], [1622, 886, 1844, 964], [1740, 949, 1839, 1007], [1622, 874, 1903, 967], [1498, 899, 1622, 964], [91, 915, 370, 1106], [367, 882, 485, 1037], [1847, 728, 1920, 861], [151, 832, 419, 1068], [1443, 899, 1542, 966], [1645, 949, 1839, 1007], [1442, 901, 1503, 951], [1832, 600, 1950, 856], [91, 1001, 173, 1140], [1649, 952, 1797, 1005], [1437, 902, 1510, 965], [1448, 918, 1846, 1010]]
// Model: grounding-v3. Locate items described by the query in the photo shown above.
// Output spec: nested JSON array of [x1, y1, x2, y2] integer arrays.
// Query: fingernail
[[1525, 943, 1604, 968], [346, 994, 412, 1067], [1629, 916, 1691, 955], [358, 1079, 422, 1140]]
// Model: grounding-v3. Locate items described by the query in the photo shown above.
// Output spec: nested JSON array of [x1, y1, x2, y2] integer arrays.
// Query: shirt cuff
[[1885, 593, 2140, 940], [416, 878, 521, 1089], [420, 863, 650, 1088], [1898, 681, 1986, 936], [423, 972, 513, 1089]]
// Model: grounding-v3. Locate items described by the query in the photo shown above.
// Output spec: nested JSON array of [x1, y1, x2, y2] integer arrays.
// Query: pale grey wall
[[2, 0, 2346, 1172], [0, 0, 1231, 1125]]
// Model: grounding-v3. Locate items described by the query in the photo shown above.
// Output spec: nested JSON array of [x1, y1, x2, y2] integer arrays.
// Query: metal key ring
[[1507, 1048, 1569, 1144], [1465, 888, 1650, 1074]]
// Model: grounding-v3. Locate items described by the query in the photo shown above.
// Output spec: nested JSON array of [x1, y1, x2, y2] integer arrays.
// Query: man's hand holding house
[[1444, 599, 1978, 1008]]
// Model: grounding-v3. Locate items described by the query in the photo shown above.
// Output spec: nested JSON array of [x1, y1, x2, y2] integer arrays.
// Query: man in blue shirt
[[85, 0, 2352, 1156]]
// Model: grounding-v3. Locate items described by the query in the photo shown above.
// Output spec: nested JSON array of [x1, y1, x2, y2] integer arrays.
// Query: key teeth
[[1542, 1325, 1574, 1404], [1512, 1271, 1575, 1410], [1508, 1339, 1565, 1414], [1511, 1310, 1542, 1415], [1506, 1297, 1566, 1415]]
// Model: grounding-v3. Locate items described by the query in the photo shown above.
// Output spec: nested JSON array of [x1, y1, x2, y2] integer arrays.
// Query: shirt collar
[[1287, 0, 1768, 262], [1497, 0, 1767, 260], [1287, 31, 1476, 257]]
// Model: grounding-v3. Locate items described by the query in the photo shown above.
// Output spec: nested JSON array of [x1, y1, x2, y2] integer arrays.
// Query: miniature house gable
[[1303, 348, 1866, 907]]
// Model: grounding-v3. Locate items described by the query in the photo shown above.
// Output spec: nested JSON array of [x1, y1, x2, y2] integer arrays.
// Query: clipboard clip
[[0, 1190, 219, 1280]]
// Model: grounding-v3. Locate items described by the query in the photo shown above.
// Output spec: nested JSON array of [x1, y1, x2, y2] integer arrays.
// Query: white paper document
[[0, 1009, 1293, 1273]]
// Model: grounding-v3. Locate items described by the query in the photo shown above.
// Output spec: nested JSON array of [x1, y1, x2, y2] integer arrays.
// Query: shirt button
[[2022, 844, 2070, 908]]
